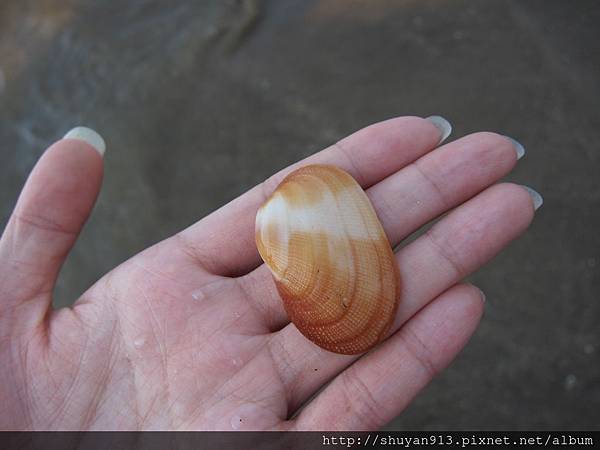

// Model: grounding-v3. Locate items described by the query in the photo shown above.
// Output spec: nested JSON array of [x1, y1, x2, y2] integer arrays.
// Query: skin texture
[[0, 117, 536, 430]]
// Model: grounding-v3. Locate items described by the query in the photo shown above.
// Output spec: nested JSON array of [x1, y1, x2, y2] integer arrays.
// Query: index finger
[[176, 116, 449, 276]]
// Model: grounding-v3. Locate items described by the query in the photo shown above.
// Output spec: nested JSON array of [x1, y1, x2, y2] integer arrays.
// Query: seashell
[[255, 164, 399, 355]]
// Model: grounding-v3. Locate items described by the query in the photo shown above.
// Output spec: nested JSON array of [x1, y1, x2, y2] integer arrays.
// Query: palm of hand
[[0, 117, 536, 430], [20, 250, 285, 430]]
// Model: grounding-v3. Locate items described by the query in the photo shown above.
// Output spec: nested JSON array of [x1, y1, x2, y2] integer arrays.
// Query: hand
[[0, 117, 538, 430]]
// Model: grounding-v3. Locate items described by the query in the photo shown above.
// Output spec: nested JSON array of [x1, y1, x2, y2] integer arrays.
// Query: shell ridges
[[255, 164, 399, 355]]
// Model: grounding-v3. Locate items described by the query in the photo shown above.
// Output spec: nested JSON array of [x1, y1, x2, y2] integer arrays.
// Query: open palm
[[0, 117, 537, 430]]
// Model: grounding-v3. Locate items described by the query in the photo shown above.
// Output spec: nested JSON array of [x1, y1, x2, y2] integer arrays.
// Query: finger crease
[[333, 141, 367, 186], [13, 212, 78, 237], [174, 233, 220, 275], [424, 228, 465, 280], [411, 160, 451, 211], [233, 276, 273, 330], [399, 326, 440, 380], [341, 367, 385, 428], [266, 335, 295, 412]]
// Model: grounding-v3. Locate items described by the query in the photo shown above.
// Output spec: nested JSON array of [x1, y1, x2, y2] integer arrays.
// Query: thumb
[[0, 127, 105, 323]]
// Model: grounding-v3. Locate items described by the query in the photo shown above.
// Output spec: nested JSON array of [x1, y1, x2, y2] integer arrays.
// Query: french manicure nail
[[505, 136, 525, 160], [426, 115, 452, 144], [63, 126, 106, 156], [522, 185, 543, 211]]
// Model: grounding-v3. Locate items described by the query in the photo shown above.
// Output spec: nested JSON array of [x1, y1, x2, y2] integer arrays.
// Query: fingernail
[[504, 136, 525, 160], [478, 288, 486, 303], [63, 126, 106, 156], [522, 185, 543, 211], [426, 115, 452, 144]]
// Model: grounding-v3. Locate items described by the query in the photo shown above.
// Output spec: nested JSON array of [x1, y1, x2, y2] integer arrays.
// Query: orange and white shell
[[255, 164, 399, 355]]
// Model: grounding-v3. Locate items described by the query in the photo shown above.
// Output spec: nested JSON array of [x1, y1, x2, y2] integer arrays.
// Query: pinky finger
[[291, 283, 485, 431]]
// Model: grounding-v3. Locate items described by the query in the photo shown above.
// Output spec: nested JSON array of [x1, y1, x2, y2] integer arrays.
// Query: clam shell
[[255, 164, 399, 354]]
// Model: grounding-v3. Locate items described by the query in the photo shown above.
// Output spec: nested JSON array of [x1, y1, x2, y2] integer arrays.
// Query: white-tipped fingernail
[[63, 126, 106, 156], [478, 288, 486, 303], [426, 115, 452, 144], [522, 185, 543, 211], [505, 136, 525, 160]]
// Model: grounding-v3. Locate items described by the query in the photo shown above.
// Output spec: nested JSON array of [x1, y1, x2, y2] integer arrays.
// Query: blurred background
[[1, 0, 598, 430]]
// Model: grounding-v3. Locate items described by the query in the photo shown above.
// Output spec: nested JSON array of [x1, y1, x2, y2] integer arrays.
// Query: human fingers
[[175, 116, 448, 276], [0, 127, 105, 324], [291, 284, 484, 430], [266, 182, 540, 411], [242, 132, 521, 329]]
